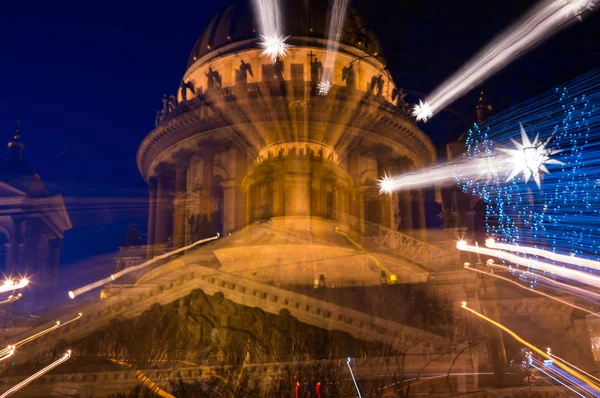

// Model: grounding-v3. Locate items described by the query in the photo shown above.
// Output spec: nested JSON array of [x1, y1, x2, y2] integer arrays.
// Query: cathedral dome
[[187, 0, 383, 67]]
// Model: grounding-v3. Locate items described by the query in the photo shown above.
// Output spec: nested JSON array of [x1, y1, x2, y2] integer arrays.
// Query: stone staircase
[[8, 257, 447, 365]]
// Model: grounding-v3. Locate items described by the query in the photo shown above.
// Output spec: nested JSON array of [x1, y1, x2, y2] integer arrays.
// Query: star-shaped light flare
[[561, 0, 596, 20], [411, 100, 433, 122], [259, 34, 290, 63], [497, 123, 564, 188], [378, 173, 396, 195]]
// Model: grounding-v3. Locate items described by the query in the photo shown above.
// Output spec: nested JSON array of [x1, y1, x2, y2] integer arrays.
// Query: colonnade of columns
[[146, 146, 248, 258], [146, 146, 428, 258]]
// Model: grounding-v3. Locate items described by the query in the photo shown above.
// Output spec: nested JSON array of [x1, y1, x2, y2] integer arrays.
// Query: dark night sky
[[0, 0, 598, 291]]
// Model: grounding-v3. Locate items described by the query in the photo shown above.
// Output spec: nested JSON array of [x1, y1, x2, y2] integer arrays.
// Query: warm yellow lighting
[[485, 238, 496, 247], [207, 45, 211, 49], [461, 301, 467, 307], [456, 240, 468, 250], [389, 274, 398, 283], [463, 262, 471, 268], [462, 303, 600, 392], [227, 35, 231, 40]]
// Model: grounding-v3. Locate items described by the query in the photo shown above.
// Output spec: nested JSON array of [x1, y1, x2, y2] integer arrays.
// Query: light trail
[[411, 0, 597, 122], [0, 350, 71, 397], [486, 239, 600, 272], [547, 350, 600, 385], [378, 154, 511, 194], [346, 358, 362, 398], [456, 241, 600, 290], [484, 260, 600, 309], [0, 279, 29, 295], [251, 0, 288, 62], [461, 301, 600, 392], [0, 347, 15, 362], [529, 360, 588, 397], [463, 263, 600, 317], [69, 234, 219, 299], [319, 0, 350, 95], [0, 313, 83, 360], [0, 293, 22, 305], [335, 227, 398, 283]]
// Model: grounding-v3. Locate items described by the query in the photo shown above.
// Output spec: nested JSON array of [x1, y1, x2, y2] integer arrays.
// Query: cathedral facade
[[138, 0, 436, 262]]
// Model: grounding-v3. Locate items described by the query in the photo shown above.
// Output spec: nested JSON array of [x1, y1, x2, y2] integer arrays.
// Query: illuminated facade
[[138, 1, 435, 265]]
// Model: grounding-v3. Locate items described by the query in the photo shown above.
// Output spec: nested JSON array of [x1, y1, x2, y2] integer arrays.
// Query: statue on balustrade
[[342, 64, 356, 90], [392, 87, 410, 113], [236, 60, 253, 83], [168, 95, 178, 111], [368, 74, 384, 96], [206, 67, 222, 89], [375, 75, 384, 96], [179, 79, 196, 102]]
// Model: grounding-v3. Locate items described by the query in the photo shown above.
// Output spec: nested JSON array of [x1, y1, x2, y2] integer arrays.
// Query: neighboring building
[[0, 128, 71, 311]]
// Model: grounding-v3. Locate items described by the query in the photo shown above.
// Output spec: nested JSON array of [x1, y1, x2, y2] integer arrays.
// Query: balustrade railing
[[333, 210, 459, 270]]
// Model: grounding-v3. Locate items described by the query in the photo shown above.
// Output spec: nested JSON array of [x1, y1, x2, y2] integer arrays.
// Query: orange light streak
[[461, 302, 600, 392]]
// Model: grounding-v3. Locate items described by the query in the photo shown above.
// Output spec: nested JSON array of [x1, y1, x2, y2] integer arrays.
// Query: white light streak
[[497, 123, 564, 188], [251, 0, 287, 63], [0, 279, 29, 294], [530, 361, 587, 398], [346, 358, 362, 398], [414, 0, 596, 121], [0, 346, 15, 362], [456, 241, 600, 290], [0, 350, 71, 397], [0, 313, 83, 360], [376, 154, 512, 193], [320, 0, 350, 90], [69, 234, 219, 299], [486, 239, 600, 272]]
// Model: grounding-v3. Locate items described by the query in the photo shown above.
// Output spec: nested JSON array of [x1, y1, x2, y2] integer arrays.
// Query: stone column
[[245, 181, 254, 225], [358, 188, 366, 233], [200, 148, 215, 233], [479, 278, 508, 387], [47, 238, 62, 306], [221, 179, 236, 235], [234, 148, 248, 230], [400, 190, 413, 230], [413, 189, 427, 229], [272, 178, 285, 217], [154, 165, 171, 253], [146, 177, 158, 259], [173, 153, 191, 249], [285, 175, 310, 216], [8, 218, 26, 275]]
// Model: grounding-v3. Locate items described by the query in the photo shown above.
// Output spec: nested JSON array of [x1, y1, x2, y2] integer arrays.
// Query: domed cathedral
[[138, 0, 441, 284]]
